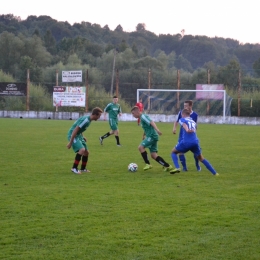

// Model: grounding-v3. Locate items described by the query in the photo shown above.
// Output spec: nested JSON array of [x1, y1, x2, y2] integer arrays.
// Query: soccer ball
[[128, 163, 138, 172]]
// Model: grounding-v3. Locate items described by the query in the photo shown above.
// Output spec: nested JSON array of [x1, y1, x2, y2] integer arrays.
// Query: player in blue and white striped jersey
[[170, 109, 218, 176], [173, 100, 200, 171]]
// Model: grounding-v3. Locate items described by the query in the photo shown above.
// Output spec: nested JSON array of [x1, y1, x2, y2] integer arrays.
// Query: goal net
[[137, 89, 232, 119]]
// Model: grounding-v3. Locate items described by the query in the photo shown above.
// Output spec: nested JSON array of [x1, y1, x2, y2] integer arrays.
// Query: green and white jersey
[[104, 102, 122, 120], [140, 114, 159, 141], [67, 115, 92, 137]]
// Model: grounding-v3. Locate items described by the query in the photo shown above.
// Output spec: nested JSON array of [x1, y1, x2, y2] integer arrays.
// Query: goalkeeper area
[[137, 89, 232, 119]]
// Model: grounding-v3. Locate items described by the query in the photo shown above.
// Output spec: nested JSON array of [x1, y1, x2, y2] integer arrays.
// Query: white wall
[[1, 110, 260, 125]]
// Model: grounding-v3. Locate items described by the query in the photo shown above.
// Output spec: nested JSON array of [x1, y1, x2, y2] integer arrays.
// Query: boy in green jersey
[[131, 106, 173, 171], [99, 96, 122, 146], [67, 107, 103, 174]]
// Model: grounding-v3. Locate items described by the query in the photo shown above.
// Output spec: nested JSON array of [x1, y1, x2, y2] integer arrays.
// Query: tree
[[136, 23, 146, 32], [156, 50, 168, 69], [115, 25, 123, 32], [44, 30, 56, 54], [20, 34, 52, 67], [131, 43, 138, 56], [0, 31, 24, 72], [133, 56, 164, 70], [174, 55, 193, 72], [253, 57, 260, 77], [118, 39, 128, 52], [217, 59, 241, 88]]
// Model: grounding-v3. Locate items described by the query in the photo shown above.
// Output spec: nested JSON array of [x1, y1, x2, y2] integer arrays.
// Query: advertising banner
[[0, 83, 27, 96], [53, 86, 86, 107], [62, 71, 82, 82], [196, 84, 224, 100]]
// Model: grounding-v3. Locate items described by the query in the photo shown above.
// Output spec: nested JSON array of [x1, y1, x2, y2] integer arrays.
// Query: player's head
[[184, 100, 193, 111], [113, 95, 118, 103], [131, 106, 141, 118], [181, 109, 190, 117], [91, 107, 103, 121]]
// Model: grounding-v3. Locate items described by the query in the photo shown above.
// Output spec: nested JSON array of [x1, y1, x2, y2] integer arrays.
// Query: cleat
[[170, 168, 181, 174], [99, 137, 103, 145], [117, 144, 122, 147], [71, 168, 81, 174], [197, 166, 201, 171], [182, 167, 188, 172], [163, 165, 173, 172], [81, 169, 91, 173], [143, 164, 152, 171], [214, 173, 219, 176]]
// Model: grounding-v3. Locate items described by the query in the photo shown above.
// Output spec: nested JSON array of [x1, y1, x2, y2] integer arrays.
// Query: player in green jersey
[[131, 106, 173, 171], [67, 107, 103, 174], [99, 96, 122, 146]]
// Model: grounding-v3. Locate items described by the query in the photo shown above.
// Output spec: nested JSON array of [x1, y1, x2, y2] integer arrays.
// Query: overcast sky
[[2, 0, 259, 44]]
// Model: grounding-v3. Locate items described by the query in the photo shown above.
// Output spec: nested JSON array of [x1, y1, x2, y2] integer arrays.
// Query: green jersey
[[140, 114, 159, 141], [104, 102, 122, 120], [67, 115, 92, 137]]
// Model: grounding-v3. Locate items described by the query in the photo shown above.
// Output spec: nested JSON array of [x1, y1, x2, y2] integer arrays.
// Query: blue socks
[[201, 159, 217, 174], [194, 154, 199, 168], [171, 153, 180, 168], [179, 154, 187, 170]]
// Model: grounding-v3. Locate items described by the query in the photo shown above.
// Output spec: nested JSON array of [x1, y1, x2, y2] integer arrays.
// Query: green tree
[[217, 59, 241, 88], [20, 34, 52, 67], [118, 39, 128, 52], [0, 31, 24, 72], [136, 23, 146, 32], [131, 43, 138, 56], [174, 55, 193, 72], [253, 57, 260, 77], [44, 29, 56, 54]]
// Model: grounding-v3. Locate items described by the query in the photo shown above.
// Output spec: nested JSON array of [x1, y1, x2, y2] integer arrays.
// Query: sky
[[2, 0, 259, 44]]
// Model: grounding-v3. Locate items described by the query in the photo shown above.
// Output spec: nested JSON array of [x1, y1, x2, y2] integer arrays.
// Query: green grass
[[0, 118, 260, 260]]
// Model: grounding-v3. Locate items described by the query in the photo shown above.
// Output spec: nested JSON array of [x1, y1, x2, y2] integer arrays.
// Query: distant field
[[1, 118, 260, 260]]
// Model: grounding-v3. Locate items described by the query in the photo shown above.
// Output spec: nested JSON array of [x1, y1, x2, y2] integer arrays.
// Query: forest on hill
[[1, 13, 260, 116]]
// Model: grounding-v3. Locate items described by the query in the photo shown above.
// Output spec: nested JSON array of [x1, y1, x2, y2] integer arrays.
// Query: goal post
[[137, 89, 232, 121]]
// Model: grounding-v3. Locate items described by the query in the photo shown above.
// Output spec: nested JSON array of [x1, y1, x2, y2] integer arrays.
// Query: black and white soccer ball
[[128, 163, 138, 172]]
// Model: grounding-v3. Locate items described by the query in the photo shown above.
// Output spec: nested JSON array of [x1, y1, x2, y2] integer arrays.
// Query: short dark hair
[[113, 95, 118, 98], [184, 100, 193, 106], [92, 107, 103, 115], [181, 109, 190, 116], [131, 106, 139, 112]]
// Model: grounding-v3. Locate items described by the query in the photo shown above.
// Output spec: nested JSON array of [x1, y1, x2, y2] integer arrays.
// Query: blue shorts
[[175, 141, 201, 157]]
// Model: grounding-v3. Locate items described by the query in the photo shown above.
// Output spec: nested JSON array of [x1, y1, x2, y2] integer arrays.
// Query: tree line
[[0, 14, 260, 117]]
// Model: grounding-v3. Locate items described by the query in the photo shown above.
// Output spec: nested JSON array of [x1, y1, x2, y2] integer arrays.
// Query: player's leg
[[194, 141, 201, 171], [179, 153, 187, 171], [149, 143, 173, 171], [114, 128, 121, 146], [170, 142, 188, 174], [138, 139, 152, 170], [192, 145, 218, 175], [177, 130, 187, 171], [71, 138, 86, 174], [194, 154, 201, 171], [170, 149, 181, 174], [99, 118, 113, 144], [80, 140, 90, 172], [198, 154, 218, 175]]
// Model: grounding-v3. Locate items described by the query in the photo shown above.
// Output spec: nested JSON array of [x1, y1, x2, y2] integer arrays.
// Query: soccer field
[[1, 118, 260, 259]]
